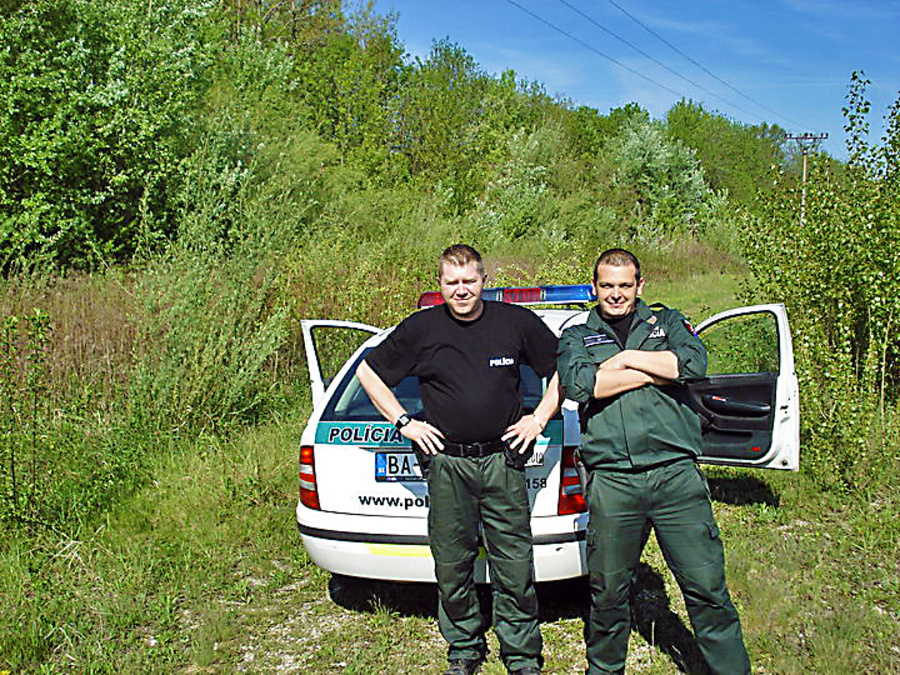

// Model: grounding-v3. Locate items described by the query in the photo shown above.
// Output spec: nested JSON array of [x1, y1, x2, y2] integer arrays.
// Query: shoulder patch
[[682, 318, 698, 337]]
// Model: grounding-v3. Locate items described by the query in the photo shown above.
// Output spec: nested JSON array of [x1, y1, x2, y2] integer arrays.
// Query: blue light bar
[[417, 284, 596, 308]]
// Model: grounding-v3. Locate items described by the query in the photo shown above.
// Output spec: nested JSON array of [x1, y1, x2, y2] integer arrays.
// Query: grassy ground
[[3, 410, 898, 673], [2, 268, 899, 673]]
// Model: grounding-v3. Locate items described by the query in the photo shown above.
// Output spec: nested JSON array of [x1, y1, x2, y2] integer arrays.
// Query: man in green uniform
[[557, 248, 750, 675], [357, 244, 562, 675]]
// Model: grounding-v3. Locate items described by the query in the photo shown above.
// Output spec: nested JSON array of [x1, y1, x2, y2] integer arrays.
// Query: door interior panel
[[687, 373, 777, 461]]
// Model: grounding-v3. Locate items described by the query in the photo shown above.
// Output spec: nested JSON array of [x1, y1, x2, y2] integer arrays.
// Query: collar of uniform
[[625, 299, 656, 349], [586, 298, 652, 335]]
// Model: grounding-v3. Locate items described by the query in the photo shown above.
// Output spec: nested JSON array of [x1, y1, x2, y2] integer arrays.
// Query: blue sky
[[367, 0, 900, 160]]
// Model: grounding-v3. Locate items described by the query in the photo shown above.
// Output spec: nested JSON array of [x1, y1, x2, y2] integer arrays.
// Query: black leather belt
[[441, 438, 506, 458]]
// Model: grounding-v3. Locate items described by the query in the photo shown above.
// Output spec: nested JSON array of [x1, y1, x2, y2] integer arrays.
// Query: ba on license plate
[[375, 452, 424, 482]]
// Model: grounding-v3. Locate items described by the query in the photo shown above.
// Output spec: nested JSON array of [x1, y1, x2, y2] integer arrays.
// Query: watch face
[[395, 414, 411, 430]]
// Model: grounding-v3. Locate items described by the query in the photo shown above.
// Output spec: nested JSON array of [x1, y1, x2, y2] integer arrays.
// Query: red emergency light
[[417, 284, 596, 309]]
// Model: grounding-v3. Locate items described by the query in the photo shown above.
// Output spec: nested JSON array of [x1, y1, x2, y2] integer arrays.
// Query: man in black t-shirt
[[357, 245, 561, 675]]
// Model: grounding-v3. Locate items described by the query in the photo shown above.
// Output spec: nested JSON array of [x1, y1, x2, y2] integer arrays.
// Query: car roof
[[531, 307, 590, 333], [358, 306, 591, 350]]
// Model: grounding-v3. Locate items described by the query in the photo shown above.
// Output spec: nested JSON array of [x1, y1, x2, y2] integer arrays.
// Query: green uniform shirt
[[557, 299, 708, 471]]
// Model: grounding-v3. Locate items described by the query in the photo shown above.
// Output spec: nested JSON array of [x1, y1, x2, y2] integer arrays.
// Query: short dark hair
[[593, 248, 641, 283], [439, 244, 485, 278]]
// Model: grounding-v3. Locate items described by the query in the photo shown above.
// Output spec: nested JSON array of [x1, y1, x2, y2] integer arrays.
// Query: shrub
[[744, 73, 900, 490], [0, 0, 215, 270], [608, 117, 717, 244]]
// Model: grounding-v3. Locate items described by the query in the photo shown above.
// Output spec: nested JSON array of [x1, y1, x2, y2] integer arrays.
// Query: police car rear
[[296, 286, 594, 583]]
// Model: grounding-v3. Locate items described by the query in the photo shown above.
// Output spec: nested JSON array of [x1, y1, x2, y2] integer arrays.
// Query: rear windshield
[[321, 348, 547, 422]]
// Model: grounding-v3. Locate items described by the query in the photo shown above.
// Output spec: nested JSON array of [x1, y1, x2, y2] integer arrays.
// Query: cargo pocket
[[585, 529, 602, 587], [693, 463, 711, 501]]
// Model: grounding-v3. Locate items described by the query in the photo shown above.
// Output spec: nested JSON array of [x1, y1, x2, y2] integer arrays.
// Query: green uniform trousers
[[585, 459, 750, 675], [427, 452, 542, 671]]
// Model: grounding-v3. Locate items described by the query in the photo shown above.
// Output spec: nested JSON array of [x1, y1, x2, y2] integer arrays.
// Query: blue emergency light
[[417, 284, 597, 308]]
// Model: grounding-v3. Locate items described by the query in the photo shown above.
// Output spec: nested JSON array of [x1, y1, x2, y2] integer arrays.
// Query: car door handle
[[702, 394, 770, 417]]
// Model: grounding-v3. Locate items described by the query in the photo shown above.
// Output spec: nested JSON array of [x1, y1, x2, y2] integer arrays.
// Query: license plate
[[375, 452, 424, 482]]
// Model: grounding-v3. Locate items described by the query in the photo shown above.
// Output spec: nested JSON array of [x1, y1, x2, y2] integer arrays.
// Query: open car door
[[689, 303, 800, 470], [300, 320, 381, 407]]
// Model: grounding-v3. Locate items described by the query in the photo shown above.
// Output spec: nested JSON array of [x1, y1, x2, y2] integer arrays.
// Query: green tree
[[0, 0, 214, 270], [564, 102, 648, 158], [666, 100, 786, 208], [609, 116, 713, 241], [744, 73, 900, 489], [217, 0, 343, 44], [287, 2, 405, 176], [393, 39, 494, 210]]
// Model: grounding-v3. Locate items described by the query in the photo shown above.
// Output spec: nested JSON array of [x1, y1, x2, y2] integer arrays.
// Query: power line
[[555, 0, 768, 123], [507, 0, 807, 130], [503, 0, 683, 99], [603, 0, 807, 129]]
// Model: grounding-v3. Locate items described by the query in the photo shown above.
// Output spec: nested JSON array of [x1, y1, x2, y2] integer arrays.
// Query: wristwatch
[[394, 413, 412, 431]]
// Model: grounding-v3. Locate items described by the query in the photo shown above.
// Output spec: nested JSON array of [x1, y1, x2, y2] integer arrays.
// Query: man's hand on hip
[[502, 413, 546, 453], [401, 419, 444, 455]]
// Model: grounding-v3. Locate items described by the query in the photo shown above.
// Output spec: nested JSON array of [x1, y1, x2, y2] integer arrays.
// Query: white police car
[[297, 285, 799, 583]]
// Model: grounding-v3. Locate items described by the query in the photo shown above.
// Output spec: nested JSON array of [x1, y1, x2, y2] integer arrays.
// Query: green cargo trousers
[[584, 459, 750, 675], [427, 452, 542, 671]]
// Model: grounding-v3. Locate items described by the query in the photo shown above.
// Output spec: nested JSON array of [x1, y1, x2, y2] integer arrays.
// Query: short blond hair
[[438, 244, 485, 279]]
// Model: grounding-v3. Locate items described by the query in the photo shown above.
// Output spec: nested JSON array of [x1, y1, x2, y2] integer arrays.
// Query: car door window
[[692, 304, 800, 470], [309, 326, 378, 388], [700, 311, 780, 375]]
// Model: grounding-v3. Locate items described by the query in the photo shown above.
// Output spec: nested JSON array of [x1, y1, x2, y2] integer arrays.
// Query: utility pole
[[785, 132, 828, 223]]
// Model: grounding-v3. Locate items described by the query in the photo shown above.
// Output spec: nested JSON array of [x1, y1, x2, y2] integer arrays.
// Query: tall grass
[[0, 275, 143, 528]]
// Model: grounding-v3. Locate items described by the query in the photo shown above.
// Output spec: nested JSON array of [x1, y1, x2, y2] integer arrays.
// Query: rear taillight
[[299, 445, 320, 510], [558, 445, 587, 515]]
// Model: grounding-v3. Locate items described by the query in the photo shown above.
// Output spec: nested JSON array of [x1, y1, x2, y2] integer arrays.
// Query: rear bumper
[[296, 508, 587, 583]]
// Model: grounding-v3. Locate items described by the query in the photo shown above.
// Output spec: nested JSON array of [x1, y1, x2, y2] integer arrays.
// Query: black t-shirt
[[365, 301, 558, 443], [605, 312, 634, 348]]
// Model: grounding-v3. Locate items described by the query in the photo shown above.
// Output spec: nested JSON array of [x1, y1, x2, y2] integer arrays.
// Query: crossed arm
[[592, 349, 679, 399]]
